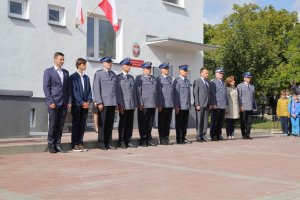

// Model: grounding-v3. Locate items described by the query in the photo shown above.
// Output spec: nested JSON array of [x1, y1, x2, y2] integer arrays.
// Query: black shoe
[[127, 142, 137, 148], [177, 141, 185, 144], [184, 139, 192, 144], [106, 145, 117, 150], [140, 141, 148, 147], [202, 137, 209, 142], [166, 140, 173, 145], [196, 139, 203, 142], [48, 146, 57, 153], [147, 141, 157, 146], [160, 141, 167, 145], [218, 136, 224, 141], [119, 142, 127, 149], [211, 137, 219, 141], [55, 145, 66, 153], [246, 136, 253, 139], [99, 146, 108, 150], [242, 136, 248, 140]]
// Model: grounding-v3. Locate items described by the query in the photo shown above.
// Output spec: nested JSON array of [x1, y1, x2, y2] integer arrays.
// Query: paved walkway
[[1, 135, 300, 200]]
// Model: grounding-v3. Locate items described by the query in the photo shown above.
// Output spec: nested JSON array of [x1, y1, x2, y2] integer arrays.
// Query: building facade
[[0, 0, 215, 134]]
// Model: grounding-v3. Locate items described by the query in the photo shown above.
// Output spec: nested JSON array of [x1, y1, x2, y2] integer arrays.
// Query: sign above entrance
[[132, 43, 140, 57], [130, 59, 144, 68]]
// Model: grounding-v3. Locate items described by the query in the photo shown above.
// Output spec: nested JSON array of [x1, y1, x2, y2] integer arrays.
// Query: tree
[[204, 4, 299, 93]]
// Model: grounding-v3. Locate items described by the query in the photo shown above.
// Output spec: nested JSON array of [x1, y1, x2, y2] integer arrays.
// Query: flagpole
[[75, 4, 99, 28]]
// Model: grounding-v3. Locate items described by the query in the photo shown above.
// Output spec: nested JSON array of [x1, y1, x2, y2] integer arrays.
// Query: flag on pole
[[98, 0, 120, 32], [76, 0, 84, 24]]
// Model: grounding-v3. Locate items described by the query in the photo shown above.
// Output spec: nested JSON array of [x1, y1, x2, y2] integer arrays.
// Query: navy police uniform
[[173, 65, 192, 144], [135, 62, 157, 146], [93, 56, 117, 150], [237, 72, 257, 139], [157, 62, 174, 145], [116, 58, 137, 148], [210, 67, 227, 141]]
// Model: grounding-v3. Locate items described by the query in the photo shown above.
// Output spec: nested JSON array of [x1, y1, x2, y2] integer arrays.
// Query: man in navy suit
[[70, 58, 92, 152], [43, 52, 71, 153]]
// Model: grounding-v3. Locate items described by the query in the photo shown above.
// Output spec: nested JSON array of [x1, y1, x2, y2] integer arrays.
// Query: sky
[[204, 0, 300, 25]]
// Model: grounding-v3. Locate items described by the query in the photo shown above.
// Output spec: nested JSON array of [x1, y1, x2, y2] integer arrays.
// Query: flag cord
[[75, 4, 99, 28]]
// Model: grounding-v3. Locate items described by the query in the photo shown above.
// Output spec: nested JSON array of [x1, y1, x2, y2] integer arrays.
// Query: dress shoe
[[72, 145, 83, 152], [196, 139, 203, 142], [140, 141, 148, 147], [79, 144, 88, 152], [147, 141, 157, 146], [184, 139, 192, 144], [106, 145, 117, 150], [218, 136, 224, 141], [177, 141, 185, 144], [119, 142, 127, 149], [55, 145, 66, 153], [202, 137, 209, 142], [49, 147, 57, 153], [127, 142, 137, 148], [246, 136, 253, 139], [242, 136, 248, 140], [166, 140, 173, 145], [160, 141, 167, 145], [99, 146, 108, 150]]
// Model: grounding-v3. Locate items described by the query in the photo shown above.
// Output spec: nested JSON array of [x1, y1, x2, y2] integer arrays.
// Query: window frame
[[8, 0, 29, 20], [86, 15, 121, 62], [47, 4, 66, 27]]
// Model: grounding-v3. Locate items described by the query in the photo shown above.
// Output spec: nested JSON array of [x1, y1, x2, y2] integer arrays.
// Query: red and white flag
[[76, 0, 84, 24], [98, 0, 120, 32]]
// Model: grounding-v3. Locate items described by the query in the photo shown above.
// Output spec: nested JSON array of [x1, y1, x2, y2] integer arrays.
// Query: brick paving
[[0, 135, 300, 200]]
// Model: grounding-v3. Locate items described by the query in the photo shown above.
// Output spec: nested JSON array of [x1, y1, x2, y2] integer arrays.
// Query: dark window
[[49, 9, 60, 22], [10, 1, 22, 15]]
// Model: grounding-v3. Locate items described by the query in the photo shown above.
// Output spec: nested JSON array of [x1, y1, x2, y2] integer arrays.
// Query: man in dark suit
[[43, 52, 71, 153], [70, 58, 92, 152], [93, 56, 118, 150], [193, 68, 210, 142], [135, 62, 158, 147], [157, 62, 174, 145], [116, 58, 137, 149]]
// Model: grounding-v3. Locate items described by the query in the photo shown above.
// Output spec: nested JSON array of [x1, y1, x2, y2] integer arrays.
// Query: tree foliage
[[204, 3, 299, 93]]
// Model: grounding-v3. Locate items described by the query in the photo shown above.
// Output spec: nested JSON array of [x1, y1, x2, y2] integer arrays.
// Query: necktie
[[247, 84, 250, 90]]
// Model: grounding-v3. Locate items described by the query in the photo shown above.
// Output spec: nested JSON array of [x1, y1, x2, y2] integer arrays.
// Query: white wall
[[0, 0, 204, 98]]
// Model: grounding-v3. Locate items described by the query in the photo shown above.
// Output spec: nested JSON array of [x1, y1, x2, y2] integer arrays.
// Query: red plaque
[[130, 59, 144, 68]]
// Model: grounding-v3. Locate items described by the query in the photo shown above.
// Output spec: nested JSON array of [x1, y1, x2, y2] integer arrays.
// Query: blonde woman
[[225, 76, 239, 139]]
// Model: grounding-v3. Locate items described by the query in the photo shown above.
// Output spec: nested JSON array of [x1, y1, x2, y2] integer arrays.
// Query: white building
[[0, 0, 216, 133]]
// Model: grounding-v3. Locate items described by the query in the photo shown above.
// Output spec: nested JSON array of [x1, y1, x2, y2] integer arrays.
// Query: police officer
[[173, 65, 192, 144], [93, 56, 117, 150], [210, 67, 227, 141], [157, 62, 174, 145], [135, 62, 157, 147], [116, 58, 137, 149], [237, 72, 257, 139]]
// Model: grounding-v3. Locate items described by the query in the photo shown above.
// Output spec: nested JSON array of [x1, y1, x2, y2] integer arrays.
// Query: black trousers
[[158, 108, 173, 142], [240, 111, 253, 137], [47, 105, 67, 148], [118, 109, 134, 144], [175, 110, 189, 142], [71, 106, 88, 147], [98, 106, 115, 148], [226, 118, 236, 137], [138, 108, 155, 143], [210, 109, 225, 139]]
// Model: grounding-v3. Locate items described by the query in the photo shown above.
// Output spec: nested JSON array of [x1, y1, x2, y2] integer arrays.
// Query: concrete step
[[0, 128, 273, 155]]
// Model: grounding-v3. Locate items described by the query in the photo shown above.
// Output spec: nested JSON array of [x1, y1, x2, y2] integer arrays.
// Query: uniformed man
[[157, 62, 174, 145], [210, 67, 227, 141], [173, 65, 192, 144], [135, 62, 157, 147], [93, 56, 117, 150], [116, 58, 137, 149], [237, 72, 257, 139]]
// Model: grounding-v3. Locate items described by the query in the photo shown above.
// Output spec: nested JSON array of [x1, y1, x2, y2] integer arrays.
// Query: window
[[30, 109, 36, 128], [87, 17, 117, 61], [48, 5, 65, 26], [162, 0, 184, 7], [8, 0, 29, 20]]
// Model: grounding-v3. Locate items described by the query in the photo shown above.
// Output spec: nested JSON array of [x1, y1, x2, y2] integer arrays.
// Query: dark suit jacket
[[70, 72, 93, 106], [43, 66, 71, 107], [193, 78, 210, 107]]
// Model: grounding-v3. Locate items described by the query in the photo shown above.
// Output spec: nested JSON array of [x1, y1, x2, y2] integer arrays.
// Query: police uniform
[[116, 58, 137, 148], [173, 65, 192, 144], [237, 72, 257, 139], [135, 62, 157, 146], [209, 67, 227, 141], [93, 56, 117, 150], [157, 62, 174, 145]]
